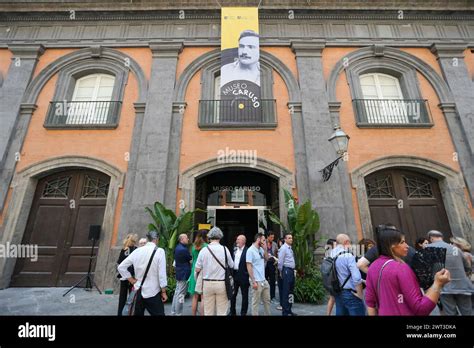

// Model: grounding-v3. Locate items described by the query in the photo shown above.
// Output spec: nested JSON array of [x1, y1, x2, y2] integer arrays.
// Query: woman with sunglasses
[[365, 228, 451, 316]]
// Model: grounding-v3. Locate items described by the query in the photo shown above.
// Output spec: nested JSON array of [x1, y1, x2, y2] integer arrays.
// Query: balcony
[[198, 99, 277, 129], [44, 101, 122, 129], [352, 99, 433, 128]]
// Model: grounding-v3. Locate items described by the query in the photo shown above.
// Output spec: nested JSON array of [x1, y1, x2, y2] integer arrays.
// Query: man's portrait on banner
[[220, 30, 260, 87]]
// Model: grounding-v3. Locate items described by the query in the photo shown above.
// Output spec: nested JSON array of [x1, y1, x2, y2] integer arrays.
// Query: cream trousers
[[251, 280, 271, 316], [203, 280, 229, 316]]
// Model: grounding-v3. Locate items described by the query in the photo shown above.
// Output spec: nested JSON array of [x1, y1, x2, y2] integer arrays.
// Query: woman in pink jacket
[[366, 228, 451, 316]]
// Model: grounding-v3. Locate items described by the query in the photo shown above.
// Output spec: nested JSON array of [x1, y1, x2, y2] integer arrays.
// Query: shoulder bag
[[122, 246, 158, 316]]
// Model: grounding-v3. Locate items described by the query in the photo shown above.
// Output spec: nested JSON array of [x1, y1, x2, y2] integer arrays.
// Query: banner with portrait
[[220, 7, 261, 122]]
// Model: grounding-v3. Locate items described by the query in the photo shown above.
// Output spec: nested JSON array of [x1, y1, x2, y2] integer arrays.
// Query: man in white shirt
[[195, 227, 234, 316], [230, 235, 250, 316], [118, 231, 168, 316]]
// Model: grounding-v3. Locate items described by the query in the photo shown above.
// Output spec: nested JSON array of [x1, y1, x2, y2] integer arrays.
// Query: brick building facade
[[0, 0, 473, 290]]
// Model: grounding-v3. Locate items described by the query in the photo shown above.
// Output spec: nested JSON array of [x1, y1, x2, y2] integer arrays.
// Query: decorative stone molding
[[430, 43, 468, 59], [0, 156, 125, 289], [19, 104, 38, 116], [133, 102, 147, 114], [150, 42, 184, 58], [50, 54, 129, 109], [291, 40, 325, 57], [327, 45, 454, 104], [22, 47, 148, 105], [8, 44, 45, 59], [172, 101, 187, 114], [351, 155, 473, 241], [179, 157, 295, 227], [174, 48, 301, 104]]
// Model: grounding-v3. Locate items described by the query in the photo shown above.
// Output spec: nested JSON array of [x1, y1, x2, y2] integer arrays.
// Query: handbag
[[195, 269, 203, 294], [207, 245, 234, 300], [121, 246, 158, 316]]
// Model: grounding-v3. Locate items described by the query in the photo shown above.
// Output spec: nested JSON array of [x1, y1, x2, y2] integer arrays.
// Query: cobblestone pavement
[[0, 287, 448, 316], [0, 287, 328, 316]]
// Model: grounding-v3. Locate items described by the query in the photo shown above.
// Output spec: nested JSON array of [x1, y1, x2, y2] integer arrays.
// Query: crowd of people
[[115, 223, 473, 316], [324, 226, 474, 316]]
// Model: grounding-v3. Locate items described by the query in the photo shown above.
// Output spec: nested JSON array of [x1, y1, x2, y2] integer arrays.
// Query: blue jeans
[[281, 267, 295, 316], [334, 289, 366, 316]]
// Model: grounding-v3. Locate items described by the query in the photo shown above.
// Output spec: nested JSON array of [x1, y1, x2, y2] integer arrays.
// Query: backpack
[[320, 250, 351, 296]]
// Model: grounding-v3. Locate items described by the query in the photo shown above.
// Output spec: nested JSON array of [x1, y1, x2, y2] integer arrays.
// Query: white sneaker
[[276, 305, 282, 310]]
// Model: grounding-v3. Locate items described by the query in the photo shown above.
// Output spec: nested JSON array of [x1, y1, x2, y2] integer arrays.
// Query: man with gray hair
[[195, 227, 234, 315], [426, 230, 474, 315], [171, 233, 192, 316]]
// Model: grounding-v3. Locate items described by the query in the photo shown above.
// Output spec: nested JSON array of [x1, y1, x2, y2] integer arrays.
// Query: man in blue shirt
[[330, 233, 365, 316], [278, 233, 297, 316], [171, 233, 192, 316], [247, 232, 271, 315]]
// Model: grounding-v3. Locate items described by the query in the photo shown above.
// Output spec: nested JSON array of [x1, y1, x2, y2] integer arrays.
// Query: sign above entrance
[[220, 7, 261, 120], [198, 223, 211, 231]]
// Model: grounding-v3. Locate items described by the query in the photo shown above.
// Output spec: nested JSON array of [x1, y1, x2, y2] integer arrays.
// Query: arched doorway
[[194, 169, 280, 249], [10, 169, 110, 287], [365, 168, 452, 245]]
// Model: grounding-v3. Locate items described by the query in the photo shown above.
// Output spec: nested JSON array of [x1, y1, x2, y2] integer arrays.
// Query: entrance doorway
[[216, 208, 258, 249], [194, 169, 279, 249], [10, 169, 110, 287]]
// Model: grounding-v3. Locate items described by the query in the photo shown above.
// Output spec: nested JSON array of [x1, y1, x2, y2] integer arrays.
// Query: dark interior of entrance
[[194, 169, 280, 249], [216, 209, 258, 249]]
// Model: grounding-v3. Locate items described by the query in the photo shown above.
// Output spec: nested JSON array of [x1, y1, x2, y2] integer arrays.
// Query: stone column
[[0, 45, 44, 213], [431, 44, 474, 203], [291, 41, 357, 241], [117, 42, 183, 242], [163, 101, 187, 211], [287, 101, 310, 204]]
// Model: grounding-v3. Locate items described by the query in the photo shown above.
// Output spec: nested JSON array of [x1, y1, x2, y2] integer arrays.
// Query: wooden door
[[365, 169, 451, 246], [10, 169, 110, 287]]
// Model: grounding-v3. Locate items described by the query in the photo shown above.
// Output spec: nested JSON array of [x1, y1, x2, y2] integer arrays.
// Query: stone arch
[[174, 48, 301, 103], [0, 156, 125, 289], [179, 157, 295, 225], [22, 47, 148, 105], [327, 46, 454, 104], [351, 155, 473, 241]]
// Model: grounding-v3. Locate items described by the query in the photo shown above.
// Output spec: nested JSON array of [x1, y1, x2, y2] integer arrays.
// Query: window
[[360, 73, 403, 100], [345, 54, 432, 128], [45, 57, 128, 129], [66, 74, 115, 125], [359, 73, 411, 124]]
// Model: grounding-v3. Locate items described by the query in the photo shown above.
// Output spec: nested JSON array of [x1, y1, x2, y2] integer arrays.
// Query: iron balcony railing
[[44, 101, 122, 128], [198, 99, 277, 128], [352, 99, 432, 127]]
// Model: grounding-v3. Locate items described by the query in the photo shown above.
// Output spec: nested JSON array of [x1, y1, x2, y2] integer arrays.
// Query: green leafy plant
[[268, 189, 320, 274], [166, 275, 176, 300], [294, 266, 327, 304], [145, 201, 200, 273]]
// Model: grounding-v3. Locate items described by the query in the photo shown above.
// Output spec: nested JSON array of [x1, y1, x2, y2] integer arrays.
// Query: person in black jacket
[[230, 234, 250, 316], [117, 233, 138, 315]]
